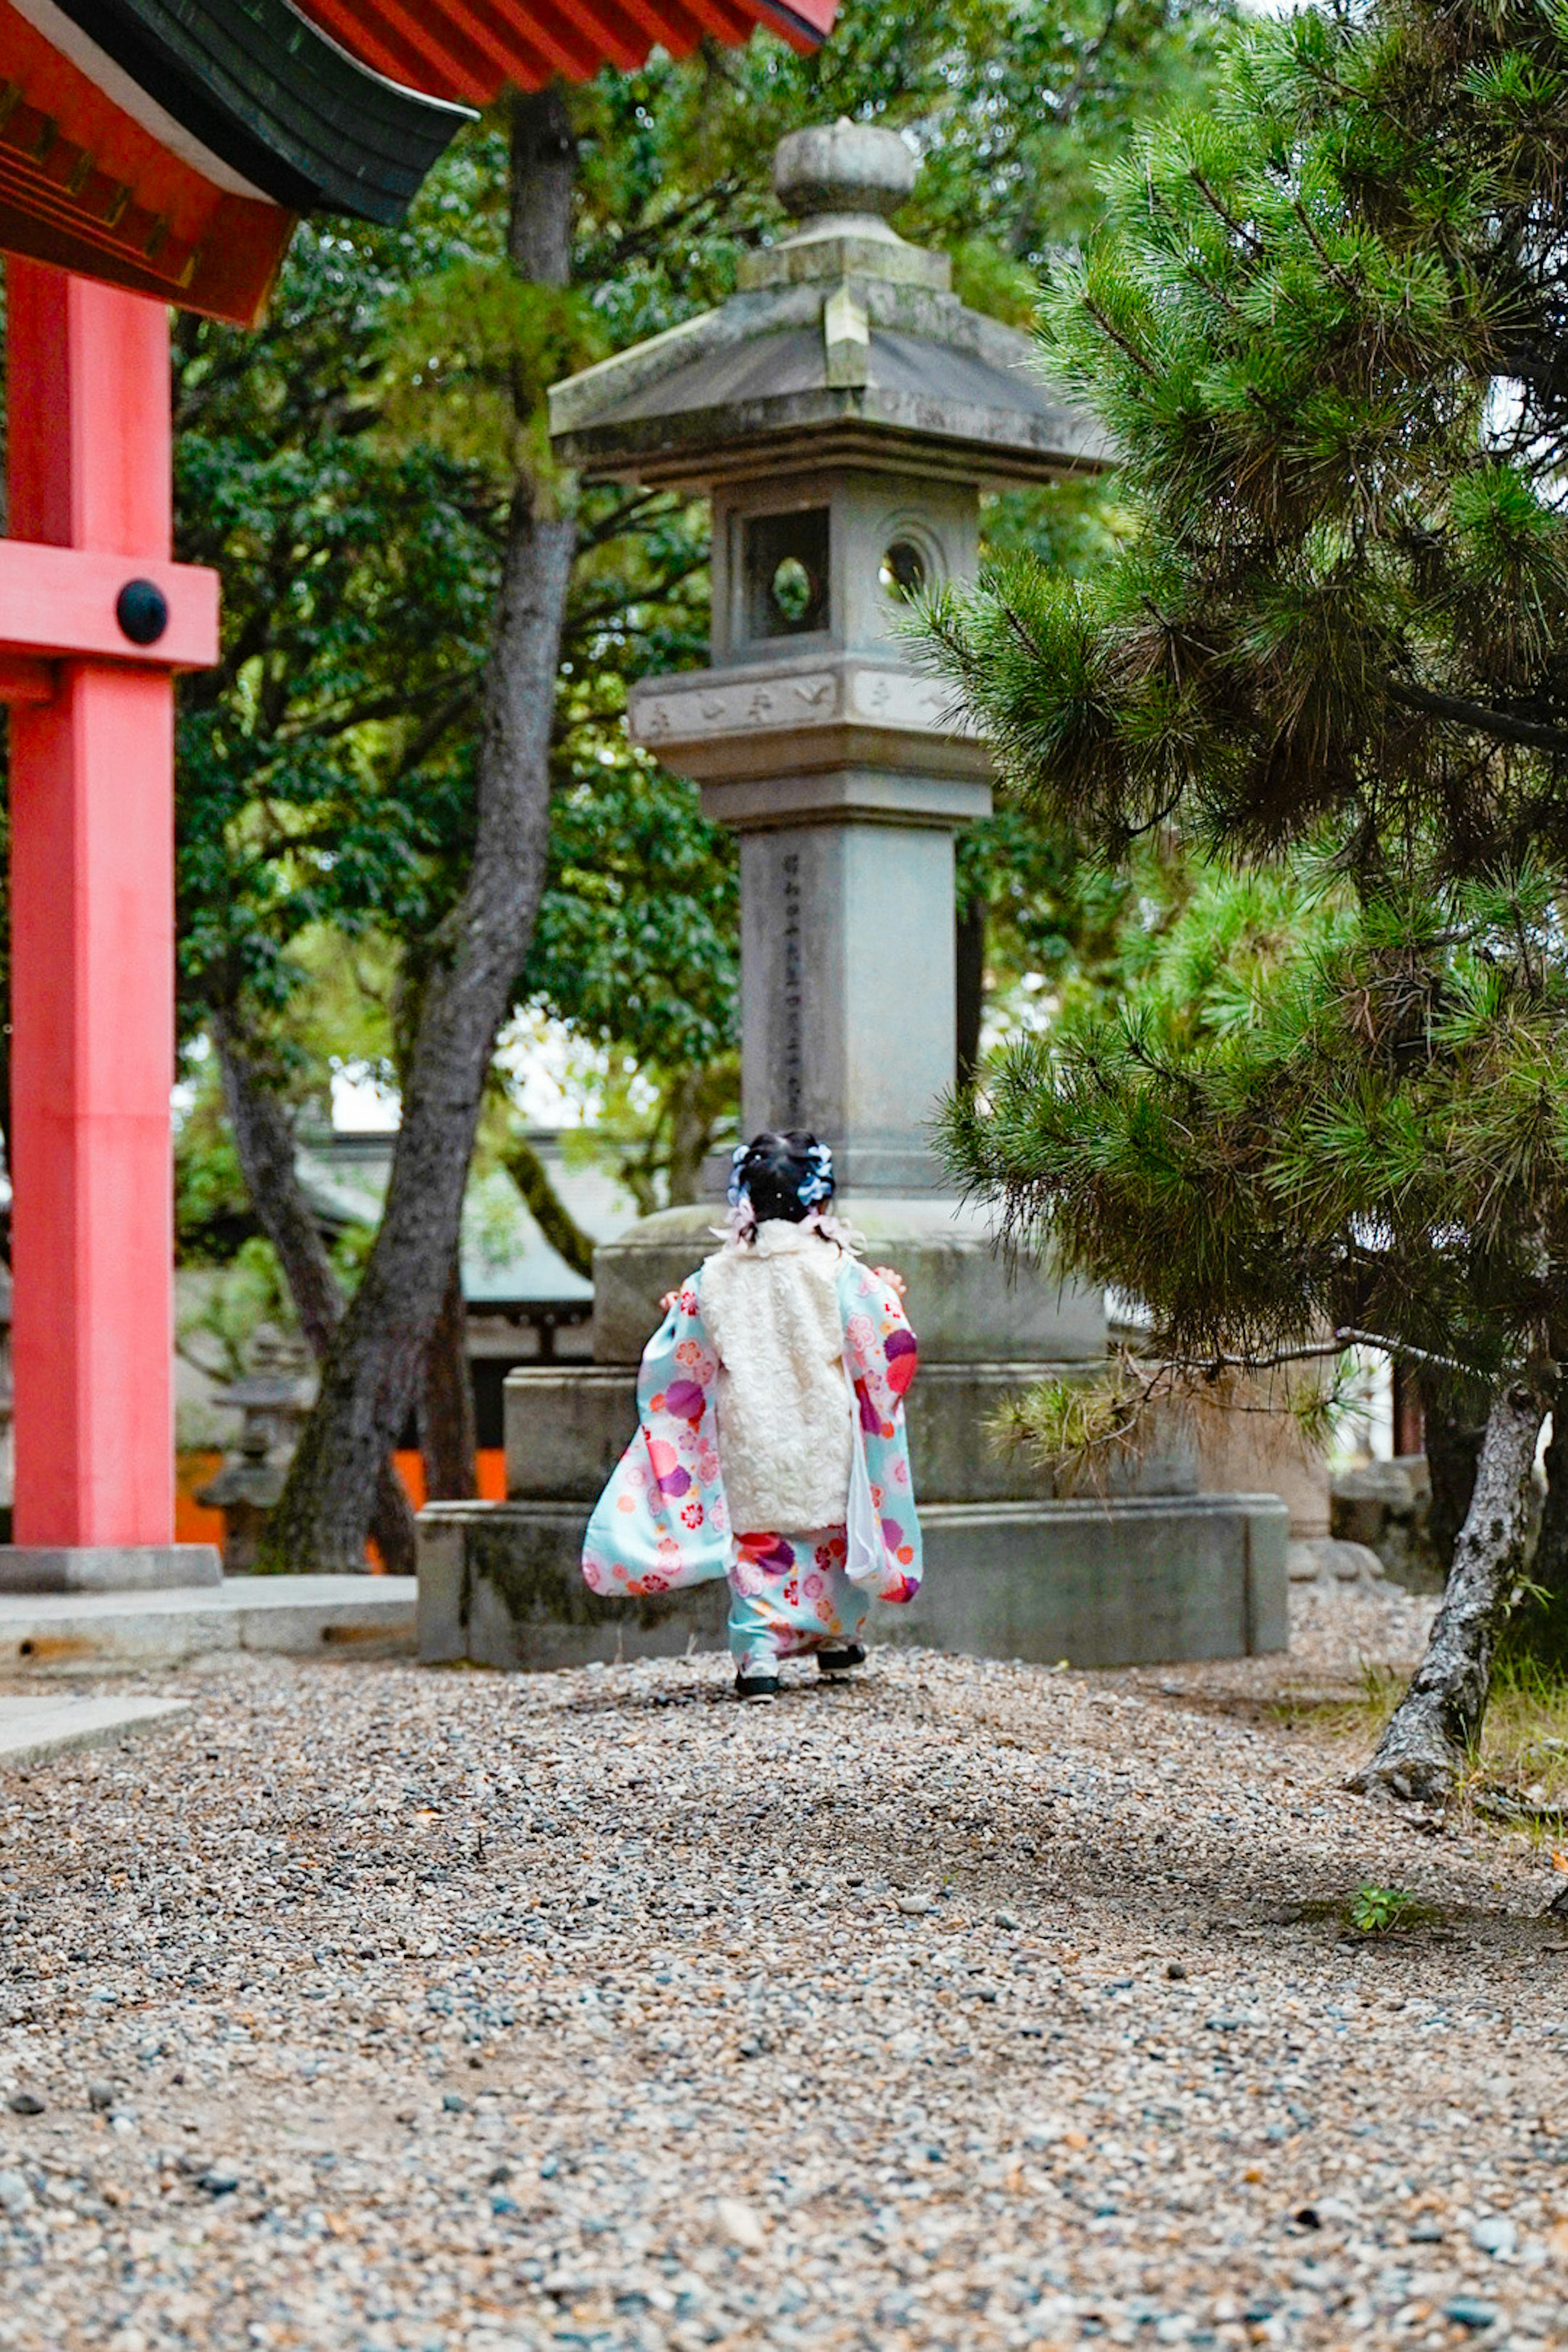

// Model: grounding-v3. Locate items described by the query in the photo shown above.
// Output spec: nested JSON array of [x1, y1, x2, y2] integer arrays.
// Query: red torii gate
[[0, 0, 833, 1588]]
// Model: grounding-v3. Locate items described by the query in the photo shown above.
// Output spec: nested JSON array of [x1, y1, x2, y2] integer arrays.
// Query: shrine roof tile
[[292, 0, 836, 103]]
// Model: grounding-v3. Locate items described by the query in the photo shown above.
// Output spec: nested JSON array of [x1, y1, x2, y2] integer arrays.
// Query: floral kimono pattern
[[582, 1252, 921, 1671]]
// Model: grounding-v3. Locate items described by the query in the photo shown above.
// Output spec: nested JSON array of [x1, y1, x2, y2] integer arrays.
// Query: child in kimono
[[581, 1131, 922, 1699]]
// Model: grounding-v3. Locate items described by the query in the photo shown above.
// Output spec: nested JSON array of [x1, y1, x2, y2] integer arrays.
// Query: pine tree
[[930, 0, 1568, 1801]]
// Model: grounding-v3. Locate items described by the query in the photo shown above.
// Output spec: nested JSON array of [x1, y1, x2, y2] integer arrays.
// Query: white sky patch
[[330, 1062, 401, 1134]]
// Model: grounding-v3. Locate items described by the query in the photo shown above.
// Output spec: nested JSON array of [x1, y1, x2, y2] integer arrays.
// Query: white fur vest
[[698, 1221, 853, 1536]]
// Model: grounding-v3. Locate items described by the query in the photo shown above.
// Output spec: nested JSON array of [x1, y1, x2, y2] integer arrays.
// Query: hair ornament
[[796, 1139, 835, 1209], [726, 1142, 749, 1209]]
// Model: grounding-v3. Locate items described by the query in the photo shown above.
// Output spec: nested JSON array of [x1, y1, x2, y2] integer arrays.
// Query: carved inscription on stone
[[635, 671, 840, 744], [780, 848, 804, 1124], [630, 662, 976, 746]]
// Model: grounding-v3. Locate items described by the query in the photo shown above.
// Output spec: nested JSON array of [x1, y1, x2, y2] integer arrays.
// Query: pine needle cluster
[[931, 0, 1568, 1436]]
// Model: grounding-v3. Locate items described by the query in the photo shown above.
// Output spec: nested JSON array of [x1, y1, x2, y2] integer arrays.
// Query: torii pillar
[[0, 264, 219, 1592]]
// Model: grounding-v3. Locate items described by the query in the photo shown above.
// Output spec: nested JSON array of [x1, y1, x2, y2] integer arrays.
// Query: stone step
[[0, 1575, 417, 1674], [503, 1361, 1200, 1506], [417, 1494, 1288, 1673], [0, 1693, 191, 1765]]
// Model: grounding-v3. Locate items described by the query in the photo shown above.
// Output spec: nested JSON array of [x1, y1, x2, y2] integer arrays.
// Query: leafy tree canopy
[[172, 0, 1229, 1241]]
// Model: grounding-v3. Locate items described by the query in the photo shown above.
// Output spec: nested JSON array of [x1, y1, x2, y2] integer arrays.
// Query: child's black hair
[[731, 1130, 835, 1228]]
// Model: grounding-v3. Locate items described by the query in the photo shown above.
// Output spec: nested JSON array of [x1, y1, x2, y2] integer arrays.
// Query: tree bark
[[215, 1022, 418, 1574], [1348, 1374, 1547, 1804], [419, 1251, 477, 1500], [956, 892, 985, 1089], [1498, 1397, 1568, 1672], [503, 1135, 595, 1281], [255, 87, 577, 1572]]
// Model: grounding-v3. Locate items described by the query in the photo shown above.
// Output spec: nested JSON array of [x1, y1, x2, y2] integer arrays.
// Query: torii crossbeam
[[0, 0, 835, 1592]]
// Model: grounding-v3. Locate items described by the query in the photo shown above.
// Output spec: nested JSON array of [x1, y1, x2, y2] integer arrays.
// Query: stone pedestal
[[0, 1545, 220, 1595], [418, 1494, 1287, 1674], [588, 1198, 1104, 1367]]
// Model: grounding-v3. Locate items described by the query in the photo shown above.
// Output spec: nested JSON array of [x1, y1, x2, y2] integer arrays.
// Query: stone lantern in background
[[416, 122, 1291, 1675], [550, 118, 1109, 1356]]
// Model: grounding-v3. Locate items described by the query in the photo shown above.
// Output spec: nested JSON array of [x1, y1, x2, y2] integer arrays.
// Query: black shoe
[[817, 1644, 866, 1676], [735, 1670, 780, 1702]]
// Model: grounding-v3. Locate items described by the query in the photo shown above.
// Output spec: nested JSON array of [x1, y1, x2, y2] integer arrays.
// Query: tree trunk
[[1348, 1374, 1547, 1804], [665, 1069, 713, 1207], [503, 1135, 595, 1280], [215, 1022, 418, 1574], [255, 88, 577, 1572], [956, 892, 985, 1089], [419, 1251, 477, 1500], [1497, 1398, 1568, 1672]]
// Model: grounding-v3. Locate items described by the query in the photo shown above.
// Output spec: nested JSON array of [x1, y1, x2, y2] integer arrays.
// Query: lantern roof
[[549, 119, 1109, 492], [0, 0, 837, 326]]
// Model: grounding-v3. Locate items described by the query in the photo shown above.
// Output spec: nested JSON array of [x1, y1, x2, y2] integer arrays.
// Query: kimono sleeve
[[838, 1256, 923, 1604], [581, 1275, 730, 1598]]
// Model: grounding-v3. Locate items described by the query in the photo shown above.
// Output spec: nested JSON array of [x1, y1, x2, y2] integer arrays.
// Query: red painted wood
[[296, 0, 836, 100], [0, 0, 291, 325], [0, 542, 217, 668], [7, 265, 191, 1546], [0, 655, 55, 703]]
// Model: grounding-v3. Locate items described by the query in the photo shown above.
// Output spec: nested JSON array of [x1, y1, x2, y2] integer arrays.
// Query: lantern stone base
[[501, 1361, 1201, 1508], [589, 1198, 1106, 1366], [416, 1494, 1288, 1674], [0, 1543, 222, 1594]]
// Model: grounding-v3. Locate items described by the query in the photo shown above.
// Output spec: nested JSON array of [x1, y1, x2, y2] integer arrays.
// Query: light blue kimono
[[582, 1250, 922, 1672]]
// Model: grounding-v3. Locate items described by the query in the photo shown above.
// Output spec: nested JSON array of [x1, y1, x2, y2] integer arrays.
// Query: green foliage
[[931, 0, 1568, 1446], [176, 1238, 298, 1386], [172, 0, 1232, 1232], [174, 1062, 256, 1264], [1348, 1883, 1418, 1935]]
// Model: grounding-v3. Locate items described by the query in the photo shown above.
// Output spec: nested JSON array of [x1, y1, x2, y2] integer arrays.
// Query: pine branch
[[1385, 677, 1568, 756], [1082, 300, 1158, 382], [1188, 172, 1267, 259]]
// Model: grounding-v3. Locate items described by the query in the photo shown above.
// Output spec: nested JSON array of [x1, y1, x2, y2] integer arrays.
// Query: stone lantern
[[549, 118, 1109, 1355], [415, 122, 1290, 1676], [194, 1326, 312, 1576]]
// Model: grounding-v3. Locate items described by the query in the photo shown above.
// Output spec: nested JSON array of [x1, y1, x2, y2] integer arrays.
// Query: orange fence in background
[[175, 1447, 508, 1559]]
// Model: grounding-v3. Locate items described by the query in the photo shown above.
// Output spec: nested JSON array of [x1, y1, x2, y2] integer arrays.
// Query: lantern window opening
[[743, 504, 831, 643]]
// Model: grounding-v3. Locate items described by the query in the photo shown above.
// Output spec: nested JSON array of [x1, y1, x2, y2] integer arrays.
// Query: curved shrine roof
[[0, 0, 837, 323], [293, 0, 835, 103]]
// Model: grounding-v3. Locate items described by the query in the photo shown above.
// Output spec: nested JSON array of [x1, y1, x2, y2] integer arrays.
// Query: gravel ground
[[2, 1589, 1567, 2352]]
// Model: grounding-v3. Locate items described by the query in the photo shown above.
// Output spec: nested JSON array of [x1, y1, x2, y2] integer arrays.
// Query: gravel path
[[2, 1596, 1566, 2351]]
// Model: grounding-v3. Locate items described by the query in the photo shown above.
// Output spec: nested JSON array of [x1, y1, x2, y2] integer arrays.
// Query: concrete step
[[0, 1693, 190, 1764], [0, 1575, 418, 1673]]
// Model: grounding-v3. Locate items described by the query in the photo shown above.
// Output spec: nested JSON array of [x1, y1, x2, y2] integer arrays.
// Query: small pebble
[[1470, 2216, 1518, 2258], [715, 2197, 767, 2252], [7, 2091, 44, 2116]]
